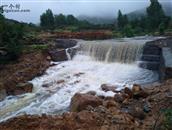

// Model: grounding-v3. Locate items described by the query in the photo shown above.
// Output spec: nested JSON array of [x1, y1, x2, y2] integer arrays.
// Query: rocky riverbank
[[0, 39, 78, 101], [0, 51, 51, 100], [0, 80, 171, 130]]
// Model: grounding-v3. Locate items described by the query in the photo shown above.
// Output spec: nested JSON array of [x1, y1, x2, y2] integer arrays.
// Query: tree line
[[40, 9, 95, 30], [117, 0, 171, 37], [40, 0, 171, 36]]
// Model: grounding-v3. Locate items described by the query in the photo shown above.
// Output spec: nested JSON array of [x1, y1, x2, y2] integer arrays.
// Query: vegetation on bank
[[40, 0, 172, 37], [0, 7, 42, 64], [0, 9, 23, 63]]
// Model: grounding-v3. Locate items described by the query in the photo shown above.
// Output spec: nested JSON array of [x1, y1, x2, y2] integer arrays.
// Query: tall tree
[[54, 14, 66, 27], [146, 0, 167, 31], [117, 10, 123, 30], [66, 15, 78, 25], [117, 10, 128, 30], [40, 9, 54, 29]]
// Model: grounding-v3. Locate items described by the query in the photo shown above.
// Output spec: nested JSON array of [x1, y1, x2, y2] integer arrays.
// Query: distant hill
[[127, 2, 172, 20], [77, 15, 115, 25]]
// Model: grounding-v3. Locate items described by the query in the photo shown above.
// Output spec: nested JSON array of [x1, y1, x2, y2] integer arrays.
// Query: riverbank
[[0, 51, 51, 100], [0, 80, 171, 130]]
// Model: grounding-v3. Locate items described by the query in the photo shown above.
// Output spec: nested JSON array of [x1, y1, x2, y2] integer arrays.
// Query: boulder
[[49, 49, 68, 61], [132, 84, 148, 99], [128, 107, 145, 120], [114, 93, 125, 103], [124, 87, 133, 98], [54, 39, 77, 49], [101, 84, 117, 93], [103, 100, 118, 108], [14, 82, 33, 95], [0, 89, 7, 101], [86, 91, 96, 96], [57, 80, 65, 84], [70, 93, 102, 112]]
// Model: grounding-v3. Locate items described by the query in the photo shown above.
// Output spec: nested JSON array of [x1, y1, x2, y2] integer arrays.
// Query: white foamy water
[[0, 37, 159, 122]]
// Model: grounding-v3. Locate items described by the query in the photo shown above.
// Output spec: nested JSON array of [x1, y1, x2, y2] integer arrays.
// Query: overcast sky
[[1, 0, 171, 24]]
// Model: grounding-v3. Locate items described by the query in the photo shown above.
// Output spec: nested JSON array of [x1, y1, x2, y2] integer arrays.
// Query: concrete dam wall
[[139, 37, 172, 81]]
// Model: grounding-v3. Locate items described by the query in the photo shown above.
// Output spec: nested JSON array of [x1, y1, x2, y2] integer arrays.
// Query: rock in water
[[49, 49, 68, 61], [14, 82, 33, 95], [70, 93, 102, 112], [101, 84, 117, 93], [0, 89, 7, 101]]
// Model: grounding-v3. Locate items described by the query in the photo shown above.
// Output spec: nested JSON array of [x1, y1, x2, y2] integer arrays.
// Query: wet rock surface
[[0, 80, 172, 130], [101, 84, 118, 93], [49, 49, 68, 61], [13, 82, 33, 95], [48, 39, 78, 61]]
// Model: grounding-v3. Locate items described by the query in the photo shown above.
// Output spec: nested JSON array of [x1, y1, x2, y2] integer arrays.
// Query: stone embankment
[[139, 37, 172, 81]]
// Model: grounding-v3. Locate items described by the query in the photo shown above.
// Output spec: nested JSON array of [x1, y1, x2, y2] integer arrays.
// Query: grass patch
[[23, 44, 49, 53], [161, 109, 172, 130]]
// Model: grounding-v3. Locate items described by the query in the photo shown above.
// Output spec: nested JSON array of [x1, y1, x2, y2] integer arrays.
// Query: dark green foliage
[[159, 22, 165, 35], [161, 109, 172, 130], [122, 25, 134, 37], [54, 14, 66, 27], [66, 15, 78, 25], [117, 10, 128, 30], [40, 9, 54, 29], [0, 8, 24, 64], [147, 0, 170, 32]]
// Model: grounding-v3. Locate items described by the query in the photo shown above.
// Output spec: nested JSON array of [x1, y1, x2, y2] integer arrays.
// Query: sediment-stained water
[[0, 37, 159, 122]]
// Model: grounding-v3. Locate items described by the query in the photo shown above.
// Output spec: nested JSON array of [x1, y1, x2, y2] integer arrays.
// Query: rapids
[[0, 36, 159, 122]]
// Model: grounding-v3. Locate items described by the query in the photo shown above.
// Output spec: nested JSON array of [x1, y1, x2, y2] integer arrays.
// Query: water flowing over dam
[[0, 37, 160, 122], [79, 39, 144, 63]]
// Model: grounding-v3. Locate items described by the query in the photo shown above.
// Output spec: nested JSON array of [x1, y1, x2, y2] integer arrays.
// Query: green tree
[[117, 10, 128, 30], [0, 7, 24, 63], [122, 24, 134, 37], [40, 9, 54, 29], [66, 15, 78, 25], [159, 22, 165, 35], [54, 14, 66, 27], [146, 0, 167, 31], [123, 15, 129, 26], [117, 10, 123, 30]]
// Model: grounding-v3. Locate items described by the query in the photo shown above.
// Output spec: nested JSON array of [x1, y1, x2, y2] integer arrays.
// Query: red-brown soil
[[0, 51, 50, 96]]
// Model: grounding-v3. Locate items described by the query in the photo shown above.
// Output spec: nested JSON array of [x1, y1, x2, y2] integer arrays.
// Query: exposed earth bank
[[0, 81, 171, 130], [0, 51, 51, 100]]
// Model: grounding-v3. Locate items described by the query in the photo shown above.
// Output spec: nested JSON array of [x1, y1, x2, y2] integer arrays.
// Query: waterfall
[[78, 40, 144, 63]]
